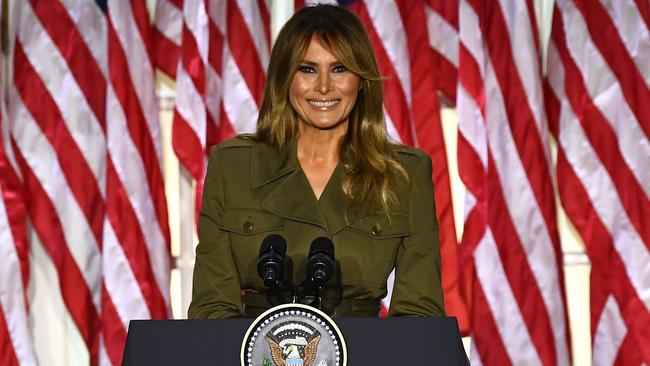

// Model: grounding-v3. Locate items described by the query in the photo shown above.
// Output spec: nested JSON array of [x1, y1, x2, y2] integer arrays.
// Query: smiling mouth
[[308, 99, 340, 110]]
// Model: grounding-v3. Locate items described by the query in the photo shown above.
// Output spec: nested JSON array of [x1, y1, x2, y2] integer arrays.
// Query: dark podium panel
[[123, 317, 468, 365]]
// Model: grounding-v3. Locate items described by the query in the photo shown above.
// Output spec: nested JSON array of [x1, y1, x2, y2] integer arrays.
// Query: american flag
[[456, 0, 571, 364], [0, 25, 36, 363], [546, 0, 650, 364], [341, 0, 467, 328], [156, 0, 270, 213], [4, 1, 171, 364], [4, 0, 649, 365]]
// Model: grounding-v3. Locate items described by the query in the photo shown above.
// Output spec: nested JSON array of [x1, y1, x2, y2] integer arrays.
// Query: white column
[[271, 0, 294, 42]]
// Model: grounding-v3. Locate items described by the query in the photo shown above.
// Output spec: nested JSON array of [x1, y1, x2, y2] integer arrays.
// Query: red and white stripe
[[342, 0, 466, 326], [153, 0, 183, 78], [457, 0, 570, 364], [1, 85, 36, 366], [103, 1, 172, 364], [424, 0, 458, 103], [546, 0, 650, 363], [9, 1, 171, 365], [12, 1, 105, 362], [159, 0, 269, 208]]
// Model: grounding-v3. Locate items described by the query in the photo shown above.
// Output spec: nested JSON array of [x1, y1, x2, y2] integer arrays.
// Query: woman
[[188, 4, 445, 319]]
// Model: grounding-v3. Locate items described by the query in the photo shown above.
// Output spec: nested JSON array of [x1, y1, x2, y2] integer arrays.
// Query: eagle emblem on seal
[[264, 321, 322, 366]]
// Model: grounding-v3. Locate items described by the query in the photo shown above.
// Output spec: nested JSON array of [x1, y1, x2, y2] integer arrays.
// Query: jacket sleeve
[[188, 147, 245, 319], [389, 154, 446, 317]]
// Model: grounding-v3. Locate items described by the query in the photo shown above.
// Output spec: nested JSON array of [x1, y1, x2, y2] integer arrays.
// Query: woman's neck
[[296, 123, 346, 165], [296, 124, 345, 200]]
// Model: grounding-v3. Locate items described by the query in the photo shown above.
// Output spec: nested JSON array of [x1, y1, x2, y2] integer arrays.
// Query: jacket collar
[[251, 139, 350, 235], [250, 140, 298, 190]]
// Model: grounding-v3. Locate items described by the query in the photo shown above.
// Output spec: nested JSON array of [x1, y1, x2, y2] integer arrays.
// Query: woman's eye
[[332, 65, 347, 73], [298, 65, 315, 73]]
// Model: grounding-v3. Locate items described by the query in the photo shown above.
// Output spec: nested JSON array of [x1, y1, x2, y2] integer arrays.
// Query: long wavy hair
[[255, 4, 407, 216]]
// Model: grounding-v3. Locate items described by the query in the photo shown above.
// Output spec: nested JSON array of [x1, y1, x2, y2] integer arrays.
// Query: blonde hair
[[255, 4, 407, 216]]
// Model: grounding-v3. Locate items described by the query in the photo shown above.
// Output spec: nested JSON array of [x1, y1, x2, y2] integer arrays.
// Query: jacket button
[[243, 220, 253, 232], [371, 224, 382, 236]]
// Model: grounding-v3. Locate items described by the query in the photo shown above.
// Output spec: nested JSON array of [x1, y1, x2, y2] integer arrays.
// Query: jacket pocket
[[338, 214, 409, 287], [218, 207, 285, 235], [218, 208, 285, 285], [345, 213, 409, 239]]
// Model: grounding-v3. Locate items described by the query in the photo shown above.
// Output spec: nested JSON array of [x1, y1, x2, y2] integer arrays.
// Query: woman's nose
[[315, 71, 332, 94]]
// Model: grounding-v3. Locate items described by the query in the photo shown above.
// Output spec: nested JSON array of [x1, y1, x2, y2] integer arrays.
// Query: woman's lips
[[307, 99, 340, 110]]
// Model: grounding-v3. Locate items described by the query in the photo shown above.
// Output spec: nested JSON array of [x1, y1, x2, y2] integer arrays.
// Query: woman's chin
[[298, 117, 349, 132]]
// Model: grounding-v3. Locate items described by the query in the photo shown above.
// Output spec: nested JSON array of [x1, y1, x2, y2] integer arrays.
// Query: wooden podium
[[122, 317, 468, 365]]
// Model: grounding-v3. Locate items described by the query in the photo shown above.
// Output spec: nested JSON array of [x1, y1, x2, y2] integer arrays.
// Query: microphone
[[257, 234, 287, 289], [297, 237, 335, 301], [306, 237, 335, 289]]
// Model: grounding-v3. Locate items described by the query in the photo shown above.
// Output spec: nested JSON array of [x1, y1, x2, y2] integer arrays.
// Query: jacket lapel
[[317, 163, 350, 236], [253, 140, 328, 229], [252, 139, 355, 235]]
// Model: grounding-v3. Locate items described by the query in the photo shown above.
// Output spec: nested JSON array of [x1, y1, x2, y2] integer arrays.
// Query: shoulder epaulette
[[395, 144, 426, 158], [217, 135, 255, 150]]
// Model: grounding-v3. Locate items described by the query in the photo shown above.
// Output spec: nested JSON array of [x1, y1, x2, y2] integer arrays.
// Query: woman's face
[[289, 38, 362, 133]]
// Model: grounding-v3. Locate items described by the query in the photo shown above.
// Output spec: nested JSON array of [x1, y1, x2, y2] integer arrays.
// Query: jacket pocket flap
[[219, 208, 284, 235], [345, 213, 409, 239]]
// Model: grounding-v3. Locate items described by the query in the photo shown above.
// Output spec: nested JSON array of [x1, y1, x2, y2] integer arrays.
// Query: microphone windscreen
[[259, 234, 287, 257], [309, 237, 334, 258]]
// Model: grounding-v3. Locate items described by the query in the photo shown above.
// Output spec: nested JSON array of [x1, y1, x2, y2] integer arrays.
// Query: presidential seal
[[241, 303, 347, 366]]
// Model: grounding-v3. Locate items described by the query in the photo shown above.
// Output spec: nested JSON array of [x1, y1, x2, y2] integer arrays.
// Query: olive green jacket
[[188, 137, 445, 319]]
